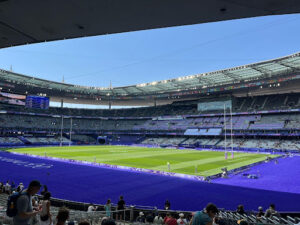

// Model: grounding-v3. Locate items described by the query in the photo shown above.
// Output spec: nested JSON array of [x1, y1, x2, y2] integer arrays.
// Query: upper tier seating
[[1, 93, 300, 118], [1, 111, 300, 133]]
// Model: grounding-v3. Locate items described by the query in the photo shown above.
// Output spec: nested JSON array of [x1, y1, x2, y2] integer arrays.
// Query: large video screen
[[0, 92, 26, 106], [25, 96, 49, 109], [198, 99, 232, 112]]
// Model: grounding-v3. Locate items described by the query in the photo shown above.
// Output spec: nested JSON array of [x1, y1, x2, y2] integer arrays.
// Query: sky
[[0, 14, 299, 90]]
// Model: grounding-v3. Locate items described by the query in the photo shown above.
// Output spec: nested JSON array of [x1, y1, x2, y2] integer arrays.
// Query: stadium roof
[[0, 0, 300, 49], [0, 52, 300, 102]]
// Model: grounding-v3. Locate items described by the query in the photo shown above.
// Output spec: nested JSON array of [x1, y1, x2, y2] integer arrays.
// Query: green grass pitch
[[8, 146, 278, 176]]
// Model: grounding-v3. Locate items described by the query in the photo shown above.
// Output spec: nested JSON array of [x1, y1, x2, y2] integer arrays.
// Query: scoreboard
[[25, 96, 49, 109]]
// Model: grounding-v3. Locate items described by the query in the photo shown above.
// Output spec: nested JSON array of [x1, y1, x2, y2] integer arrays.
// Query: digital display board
[[25, 96, 49, 109]]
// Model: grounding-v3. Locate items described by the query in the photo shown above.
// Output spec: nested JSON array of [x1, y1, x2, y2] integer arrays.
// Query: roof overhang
[[0, 0, 300, 48], [0, 52, 300, 106]]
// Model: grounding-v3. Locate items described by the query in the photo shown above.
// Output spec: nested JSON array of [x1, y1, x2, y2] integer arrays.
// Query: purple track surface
[[1, 151, 300, 212], [212, 156, 300, 194]]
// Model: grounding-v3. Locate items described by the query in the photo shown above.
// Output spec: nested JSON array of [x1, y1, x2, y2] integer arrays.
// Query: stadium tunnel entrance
[[97, 136, 109, 145]]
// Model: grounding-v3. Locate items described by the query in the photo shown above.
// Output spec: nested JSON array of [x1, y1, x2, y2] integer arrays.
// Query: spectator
[[5, 180, 11, 194], [236, 205, 245, 215], [237, 220, 248, 225], [56, 207, 69, 225], [146, 213, 154, 223], [164, 214, 177, 225], [41, 185, 48, 196], [105, 199, 112, 218], [101, 218, 116, 225], [154, 214, 164, 224], [164, 200, 171, 210], [256, 207, 264, 218], [40, 192, 52, 225], [13, 180, 42, 225], [0, 182, 3, 193], [164, 213, 171, 224], [17, 183, 24, 192], [153, 207, 158, 217], [265, 204, 279, 218], [191, 203, 218, 225], [177, 213, 187, 225], [116, 196, 125, 221], [32, 196, 39, 209], [87, 204, 97, 212], [11, 181, 16, 192], [78, 221, 90, 225], [136, 212, 145, 223], [186, 214, 193, 224]]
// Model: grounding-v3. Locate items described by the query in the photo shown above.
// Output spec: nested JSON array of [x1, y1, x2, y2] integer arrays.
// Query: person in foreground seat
[[164, 213, 177, 225], [153, 213, 164, 224], [264, 204, 279, 218], [236, 205, 245, 215], [177, 213, 188, 225], [191, 203, 218, 225], [78, 221, 90, 225], [13, 180, 42, 225], [101, 218, 116, 225], [55, 207, 69, 225], [136, 211, 145, 223]]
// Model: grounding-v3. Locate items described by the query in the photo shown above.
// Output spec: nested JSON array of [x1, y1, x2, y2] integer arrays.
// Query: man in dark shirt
[[116, 196, 125, 221]]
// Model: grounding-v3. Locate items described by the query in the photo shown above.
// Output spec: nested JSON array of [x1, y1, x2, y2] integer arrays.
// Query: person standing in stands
[[105, 199, 112, 218], [116, 195, 125, 221], [16, 183, 24, 192], [41, 185, 48, 197], [191, 203, 218, 225], [13, 180, 42, 225], [164, 199, 171, 210], [40, 192, 52, 225], [0, 182, 3, 193], [11, 181, 16, 192], [5, 180, 11, 194]]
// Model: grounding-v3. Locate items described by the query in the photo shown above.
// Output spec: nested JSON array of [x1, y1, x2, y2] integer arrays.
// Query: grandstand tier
[[0, 92, 300, 152]]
